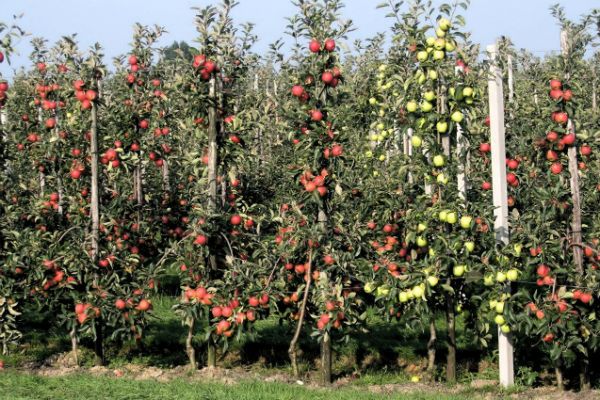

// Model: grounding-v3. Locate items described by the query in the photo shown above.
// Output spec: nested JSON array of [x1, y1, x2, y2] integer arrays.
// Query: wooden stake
[[507, 54, 514, 103], [456, 122, 467, 201], [205, 75, 219, 368], [560, 30, 584, 278], [487, 43, 514, 387], [90, 85, 103, 366], [561, 28, 588, 391]]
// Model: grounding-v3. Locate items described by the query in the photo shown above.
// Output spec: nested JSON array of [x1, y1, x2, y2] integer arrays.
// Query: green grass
[[0, 371, 499, 400], [5, 295, 496, 379]]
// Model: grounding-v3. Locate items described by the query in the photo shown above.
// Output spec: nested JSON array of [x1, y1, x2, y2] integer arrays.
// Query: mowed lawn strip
[[0, 371, 486, 400]]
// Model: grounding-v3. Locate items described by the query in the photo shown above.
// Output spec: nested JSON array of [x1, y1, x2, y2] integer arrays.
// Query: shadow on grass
[[13, 295, 495, 383]]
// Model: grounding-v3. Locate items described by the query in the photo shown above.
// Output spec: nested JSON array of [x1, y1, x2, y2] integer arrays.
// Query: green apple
[[406, 289, 414, 299], [438, 17, 451, 31], [399, 291, 408, 303], [416, 236, 428, 247], [438, 210, 448, 222], [378, 64, 387, 72], [428, 248, 436, 257], [417, 223, 427, 232], [500, 324, 511, 334], [496, 271, 507, 283], [455, 304, 462, 313], [506, 269, 519, 282], [483, 274, 494, 286], [435, 28, 446, 38], [513, 243, 523, 256], [433, 155, 445, 167], [376, 286, 390, 297], [427, 70, 438, 80], [446, 211, 457, 224], [448, 87, 456, 97], [489, 300, 497, 310], [465, 97, 473, 105], [445, 40, 456, 52], [433, 50, 445, 60], [453, 265, 465, 277], [426, 37, 436, 46], [427, 276, 439, 287], [451, 111, 464, 123], [378, 154, 386, 161], [494, 315, 505, 325], [418, 73, 426, 84], [460, 216, 472, 229], [436, 121, 448, 133], [406, 101, 418, 112], [364, 282, 376, 294], [426, 46, 433, 53], [462, 87, 474, 97], [436, 173, 448, 185], [420, 101, 433, 112], [411, 135, 422, 148], [495, 301, 505, 313], [417, 51, 428, 62], [416, 117, 427, 128], [464, 241, 475, 252], [423, 91, 436, 101], [369, 97, 378, 105], [376, 122, 385, 130], [434, 38, 446, 50], [412, 285, 424, 298]]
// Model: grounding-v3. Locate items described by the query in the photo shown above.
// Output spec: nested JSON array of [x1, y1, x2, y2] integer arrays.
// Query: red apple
[[194, 234, 208, 246], [562, 133, 575, 145], [309, 39, 321, 53], [536, 264, 550, 277], [324, 39, 336, 52], [115, 299, 126, 310], [291, 85, 304, 97], [311, 109, 323, 122], [550, 162, 562, 175], [321, 71, 334, 85]]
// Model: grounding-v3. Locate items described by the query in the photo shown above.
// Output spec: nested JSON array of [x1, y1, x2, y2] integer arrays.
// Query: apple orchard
[[1, 0, 600, 391]]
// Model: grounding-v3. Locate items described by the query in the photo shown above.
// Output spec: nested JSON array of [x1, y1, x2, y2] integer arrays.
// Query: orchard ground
[[1, 293, 600, 399]]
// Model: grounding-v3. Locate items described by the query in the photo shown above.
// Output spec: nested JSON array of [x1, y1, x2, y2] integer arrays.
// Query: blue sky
[[0, 0, 596, 74]]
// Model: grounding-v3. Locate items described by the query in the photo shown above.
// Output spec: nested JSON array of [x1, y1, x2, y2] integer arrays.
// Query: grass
[[4, 294, 493, 378], [7, 292, 560, 397], [3, 293, 594, 397], [0, 371, 505, 400]]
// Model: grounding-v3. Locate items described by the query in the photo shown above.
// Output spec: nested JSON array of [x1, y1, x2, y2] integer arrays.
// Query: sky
[[0, 0, 597, 75]]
